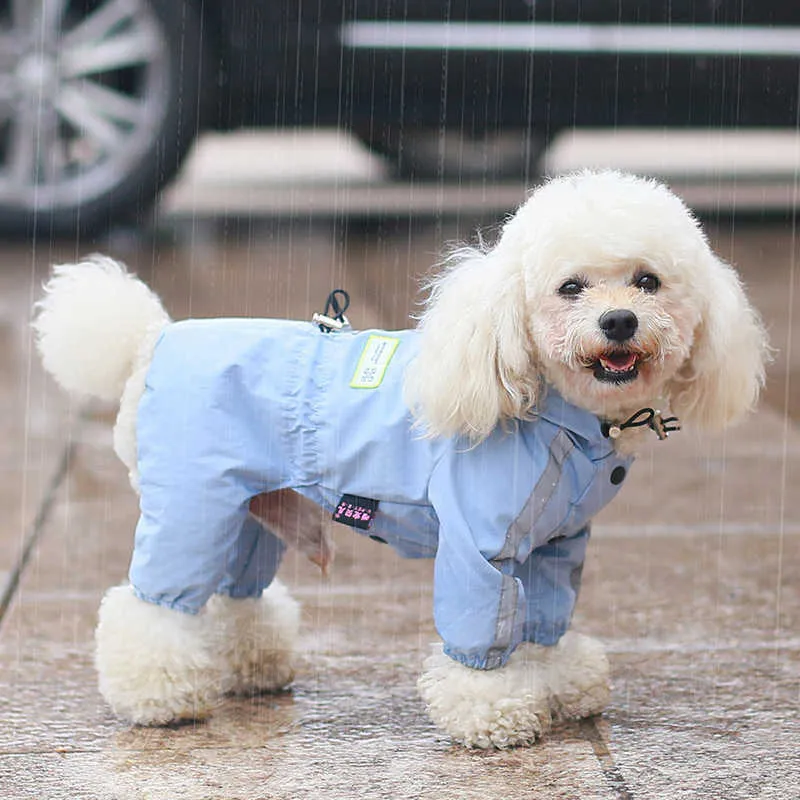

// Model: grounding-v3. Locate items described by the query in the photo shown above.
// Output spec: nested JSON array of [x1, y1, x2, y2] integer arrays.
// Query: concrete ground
[[0, 132, 798, 799]]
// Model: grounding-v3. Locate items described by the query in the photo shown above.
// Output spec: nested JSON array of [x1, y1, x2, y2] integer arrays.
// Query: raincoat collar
[[534, 385, 614, 455]]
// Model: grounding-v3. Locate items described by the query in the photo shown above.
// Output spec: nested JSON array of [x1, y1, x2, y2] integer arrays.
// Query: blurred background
[[3, 0, 794, 409], [1, 4, 799, 798], [3, 0, 800, 237]]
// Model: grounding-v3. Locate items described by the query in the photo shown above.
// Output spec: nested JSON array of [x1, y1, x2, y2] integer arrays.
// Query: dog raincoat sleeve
[[427, 400, 631, 670]]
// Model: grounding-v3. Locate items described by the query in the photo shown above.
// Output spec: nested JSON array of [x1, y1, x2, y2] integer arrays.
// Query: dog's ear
[[669, 256, 769, 431], [404, 245, 538, 441]]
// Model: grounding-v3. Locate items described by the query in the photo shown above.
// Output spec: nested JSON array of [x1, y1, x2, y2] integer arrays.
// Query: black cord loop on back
[[314, 289, 351, 332], [324, 289, 350, 322]]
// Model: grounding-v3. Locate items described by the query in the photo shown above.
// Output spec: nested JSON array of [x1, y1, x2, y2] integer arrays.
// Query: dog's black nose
[[599, 309, 638, 342]]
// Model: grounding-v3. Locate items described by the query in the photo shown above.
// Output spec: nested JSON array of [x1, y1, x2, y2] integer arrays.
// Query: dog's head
[[405, 170, 769, 442]]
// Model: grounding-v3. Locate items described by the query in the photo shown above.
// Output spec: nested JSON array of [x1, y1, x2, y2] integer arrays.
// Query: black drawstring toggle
[[602, 408, 681, 441], [313, 289, 351, 332]]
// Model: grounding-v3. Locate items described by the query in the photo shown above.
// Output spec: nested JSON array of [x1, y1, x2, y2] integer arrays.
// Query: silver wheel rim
[[0, 0, 170, 212]]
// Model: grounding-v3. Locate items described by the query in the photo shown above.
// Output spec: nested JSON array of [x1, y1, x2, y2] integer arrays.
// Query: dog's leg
[[96, 516, 303, 723], [419, 523, 609, 747], [95, 585, 230, 725], [249, 489, 334, 574], [205, 514, 301, 697], [510, 528, 611, 723]]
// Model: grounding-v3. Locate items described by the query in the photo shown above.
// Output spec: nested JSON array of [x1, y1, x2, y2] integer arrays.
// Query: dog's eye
[[558, 279, 587, 297], [634, 272, 661, 293]]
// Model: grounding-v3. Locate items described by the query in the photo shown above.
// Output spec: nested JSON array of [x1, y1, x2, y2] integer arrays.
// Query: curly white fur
[[406, 170, 769, 440], [33, 256, 169, 402], [404, 244, 536, 440], [32, 256, 170, 489], [208, 582, 301, 696], [418, 633, 609, 749], [95, 585, 228, 725], [95, 582, 299, 725]]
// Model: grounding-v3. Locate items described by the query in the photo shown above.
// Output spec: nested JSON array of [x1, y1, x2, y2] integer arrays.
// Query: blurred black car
[[2, 0, 800, 235]]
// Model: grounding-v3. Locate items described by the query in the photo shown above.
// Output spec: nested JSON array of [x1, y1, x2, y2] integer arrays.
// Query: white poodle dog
[[33, 170, 768, 748]]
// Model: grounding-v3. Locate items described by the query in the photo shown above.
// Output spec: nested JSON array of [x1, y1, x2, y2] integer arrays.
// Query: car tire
[[0, 0, 206, 239]]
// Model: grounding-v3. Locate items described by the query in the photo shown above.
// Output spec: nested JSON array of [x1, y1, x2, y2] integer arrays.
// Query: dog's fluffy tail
[[33, 256, 170, 402]]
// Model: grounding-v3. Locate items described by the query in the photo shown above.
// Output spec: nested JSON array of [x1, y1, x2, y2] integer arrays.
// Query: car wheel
[[357, 128, 550, 182], [0, 0, 204, 238]]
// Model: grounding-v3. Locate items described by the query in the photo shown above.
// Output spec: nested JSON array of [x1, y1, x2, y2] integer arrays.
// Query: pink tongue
[[600, 353, 637, 372]]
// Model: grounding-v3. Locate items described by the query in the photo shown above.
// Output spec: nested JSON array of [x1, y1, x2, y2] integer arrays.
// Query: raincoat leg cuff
[[442, 642, 518, 670], [526, 621, 570, 647], [130, 585, 202, 615], [217, 585, 270, 600]]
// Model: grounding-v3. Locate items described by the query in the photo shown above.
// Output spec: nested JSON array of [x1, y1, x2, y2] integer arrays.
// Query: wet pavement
[[1, 180, 799, 798]]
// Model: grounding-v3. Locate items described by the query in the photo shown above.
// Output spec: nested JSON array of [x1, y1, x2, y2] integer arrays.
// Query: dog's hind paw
[[207, 582, 301, 696], [95, 585, 227, 725]]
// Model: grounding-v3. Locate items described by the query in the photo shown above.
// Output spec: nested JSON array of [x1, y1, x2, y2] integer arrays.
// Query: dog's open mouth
[[591, 351, 640, 383]]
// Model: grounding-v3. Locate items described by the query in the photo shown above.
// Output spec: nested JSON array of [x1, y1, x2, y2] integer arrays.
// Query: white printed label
[[349, 335, 400, 389]]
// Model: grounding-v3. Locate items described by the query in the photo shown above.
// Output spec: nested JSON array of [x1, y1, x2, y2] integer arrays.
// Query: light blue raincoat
[[131, 319, 633, 669]]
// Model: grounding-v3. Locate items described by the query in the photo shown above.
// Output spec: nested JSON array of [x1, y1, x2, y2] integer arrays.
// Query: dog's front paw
[[95, 585, 228, 725], [545, 632, 610, 722], [207, 581, 301, 696], [417, 646, 553, 749]]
